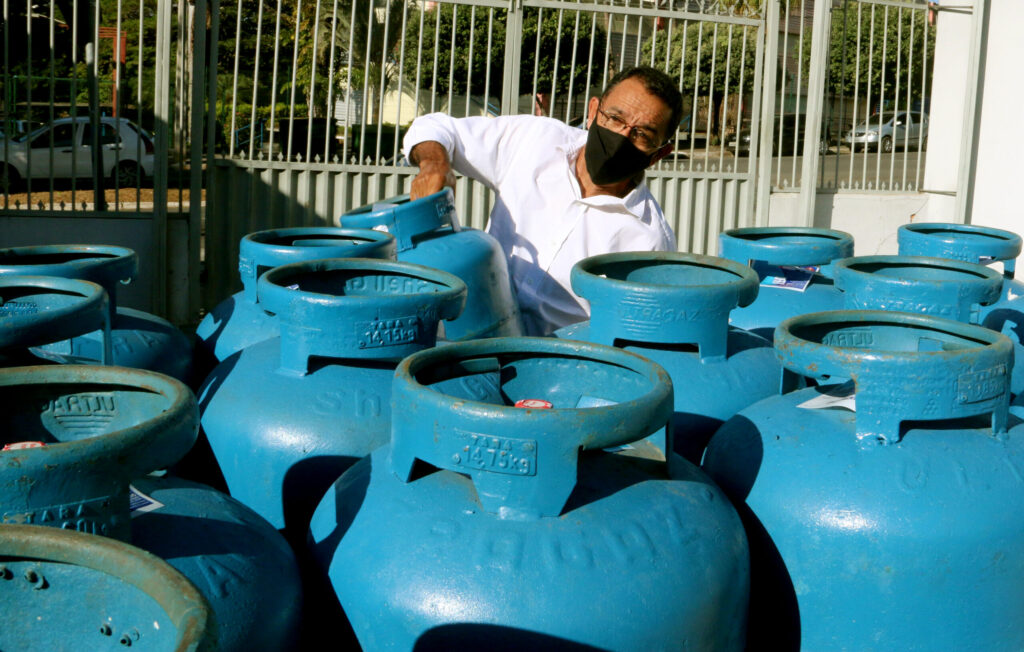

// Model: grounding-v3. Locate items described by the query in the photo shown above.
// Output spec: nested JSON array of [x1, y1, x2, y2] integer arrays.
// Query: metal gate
[[200, 0, 769, 310], [0, 0, 204, 324]]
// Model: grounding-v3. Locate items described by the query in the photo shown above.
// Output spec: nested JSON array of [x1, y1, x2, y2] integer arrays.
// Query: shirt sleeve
[[403, 113, 548, 192]]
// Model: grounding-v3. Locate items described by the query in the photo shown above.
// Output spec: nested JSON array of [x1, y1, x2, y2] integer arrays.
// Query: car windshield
[[14, 123, 52, 143], [855, 112, 899, 129]]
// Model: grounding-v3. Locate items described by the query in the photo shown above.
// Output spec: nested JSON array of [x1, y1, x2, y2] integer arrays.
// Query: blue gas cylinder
[[200, 258, 466, 537], [309, 337, 750, 650], [0, 275, 110, 367], [555, 252, 781, 463], [339, 188, 523, 339], [0, 365, 303, 652], [195, 226, 396, 368], [718, 227, 854, 339], [0, 524, 215, 651], [898, 222, 1024, 391], [702, 310, 1024, 650], [0, 245, 192, 382], [833, 254, 1024, 396]]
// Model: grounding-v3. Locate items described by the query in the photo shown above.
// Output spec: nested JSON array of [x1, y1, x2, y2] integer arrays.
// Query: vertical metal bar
[[747, 17, 767, 223], [411, 0, 424, 121], [229, 0, 242, 154], [956, 0, 986, 223], [137, 0, 143, 208], [797, 0, 830, 226], [719, 23, 734, 170], [267, 0, 284, 157], [483, 9, 494, 111], [376, 0, 393, 162], [153, 0, 172, 316], [192, 0, 212, 322], [465, 6, 476, 118], [583, 8, 597, 124], [901, 7, 914, 186], [25, 0, 32, 203], [2, 0, 8, 208], [115, 0, 124, 204], [890, 5, 903, 188], [446, 5, 456, 118], [358, 0, 374, 162], [689, 20, 702, 161], [324, 0, 339, 163], [88, 0, 105, 210], [341, 0, 356, 161], [915, 5, 928, 189], [549, 9, 564, 116], [393, 0, 410, 163], [775, 0, 790, 186], [501, 1, 523, 115], [875, 5, 889, 184], [734, 24, 749, 161], [306, 0, 322, 159], [565, 10, 581, 124], [755, 0, 780, 225], [860, 4, 875, 187], [705, 22, 718, 156], [285, 0, 302, 162], [247, 0, 264, 161], [48, 0, 55, 207], [600, 10, 612, 92], [791, 0, 805, 179], [531, 8, 543, 116], [430, 5, 441, 114]]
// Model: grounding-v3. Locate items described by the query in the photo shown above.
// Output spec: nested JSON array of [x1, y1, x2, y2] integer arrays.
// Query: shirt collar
[[564, 128, 650, 221]]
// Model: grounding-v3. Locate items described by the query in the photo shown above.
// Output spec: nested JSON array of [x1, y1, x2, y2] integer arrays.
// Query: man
[[404, 66, 682, 335]]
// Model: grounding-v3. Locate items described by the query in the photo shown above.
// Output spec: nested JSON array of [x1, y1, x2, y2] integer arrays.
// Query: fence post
[[797, 0, 832, 227], [153, 0, 172, 315], [755, 0, 780, 226], [502, 0, 523, 115]]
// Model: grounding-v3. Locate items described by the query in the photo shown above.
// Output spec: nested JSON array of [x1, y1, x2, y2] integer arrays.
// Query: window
[[82, 123, 121, 146], [31, 123, 75, 149]]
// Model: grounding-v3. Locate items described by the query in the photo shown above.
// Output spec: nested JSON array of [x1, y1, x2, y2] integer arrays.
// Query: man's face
[[586, 77, 674, 160]]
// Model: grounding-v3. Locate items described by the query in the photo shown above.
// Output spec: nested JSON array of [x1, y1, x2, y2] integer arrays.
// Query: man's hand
[[409, 141, 456, 200]]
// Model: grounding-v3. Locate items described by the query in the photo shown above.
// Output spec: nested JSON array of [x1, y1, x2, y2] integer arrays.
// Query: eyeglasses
[[595, 107, 664, 151]]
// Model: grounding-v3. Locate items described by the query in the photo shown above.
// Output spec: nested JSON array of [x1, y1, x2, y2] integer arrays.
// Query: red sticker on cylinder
[[514, 399, 552, 409], [2, 441, 45, 451]]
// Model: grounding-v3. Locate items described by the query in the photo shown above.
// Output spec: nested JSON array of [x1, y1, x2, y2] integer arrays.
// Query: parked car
[[844, 111, 928, 152], [0, 116, 154, 192], [728, 113, 832, 156]]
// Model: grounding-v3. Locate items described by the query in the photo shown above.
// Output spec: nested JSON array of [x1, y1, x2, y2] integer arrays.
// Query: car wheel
[[112, 161, 141, 188], [1, 165, 21, 194], [819, 139, 829, 155], [881, 136, 893, 153]]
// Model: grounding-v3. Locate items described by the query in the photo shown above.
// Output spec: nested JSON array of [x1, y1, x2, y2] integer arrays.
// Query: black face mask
[[584, 122, 656, 185]]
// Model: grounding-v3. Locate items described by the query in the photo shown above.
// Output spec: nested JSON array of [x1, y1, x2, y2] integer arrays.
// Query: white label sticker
[[798, 381, 857, 412], [751, 260, 819, 292], [129, 485, 164, 517]]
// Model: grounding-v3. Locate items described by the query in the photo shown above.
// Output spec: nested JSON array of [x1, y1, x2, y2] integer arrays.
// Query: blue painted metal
[[200, 258, 467, 536], [309, 337, 750, 650], [718, 227, 854, 339], [898, 222, 1024, 398], [0, 245, 192, 382], [0, 524, 214, 651], [702, 310, 1024, 650], [0, 364, 303, 652], [834, 254, 1024, 396], [195, 226, 396, 366], [339, 188, 523, 340], [555, 252, 781, 463], [0, 276, 110, 366]]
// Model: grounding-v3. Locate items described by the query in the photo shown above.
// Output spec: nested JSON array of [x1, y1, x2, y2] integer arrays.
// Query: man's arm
[[408, 141, 456, 200]]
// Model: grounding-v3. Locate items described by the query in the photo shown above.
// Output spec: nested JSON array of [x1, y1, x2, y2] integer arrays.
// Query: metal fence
[[763, 0, 933, 193], [203, 0, 768, 307]]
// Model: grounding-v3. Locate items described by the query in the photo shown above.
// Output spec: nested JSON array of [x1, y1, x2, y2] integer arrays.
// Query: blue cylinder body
[[0, 525, 214, 652], [834, 254, 1024, 396], [195, 226, 396, 367], [0, 365, 303, 652], [200, 258, 467, 536], [0, 275, 109, 367], [0, 245, 192, 382], [339, 189, 523, 340], [555, 252, 781, 463], [898, 222, 1024, 397], [718, 227, 854, 339], [309, 337, 750, 650], [702, 311, 1024, 650]]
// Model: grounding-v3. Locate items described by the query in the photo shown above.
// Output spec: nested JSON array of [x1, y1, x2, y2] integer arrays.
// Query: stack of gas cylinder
[[3, 189, 1023, 651]]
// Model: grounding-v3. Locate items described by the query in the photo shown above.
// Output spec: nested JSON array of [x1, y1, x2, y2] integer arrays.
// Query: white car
[[844, 111, 929, 153], [1, 116, 154, 192]]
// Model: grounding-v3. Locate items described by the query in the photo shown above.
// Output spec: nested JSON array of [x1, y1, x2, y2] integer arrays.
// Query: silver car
[[844, 111, 928, 153], [1, 116, 154, 192]]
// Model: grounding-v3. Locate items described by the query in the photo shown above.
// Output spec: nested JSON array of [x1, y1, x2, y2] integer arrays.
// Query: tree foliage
[[806, 4, 935, 106], [400, 6, 605, 100]]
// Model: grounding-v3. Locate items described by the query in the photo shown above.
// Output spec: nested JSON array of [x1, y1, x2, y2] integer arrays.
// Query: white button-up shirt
[[404, 113, 676, 335]]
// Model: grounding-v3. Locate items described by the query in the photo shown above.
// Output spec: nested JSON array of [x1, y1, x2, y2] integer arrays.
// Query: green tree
[[640, 21, 760, 135], [805, 4, 935, 108], [400, 6, 605, 106]]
